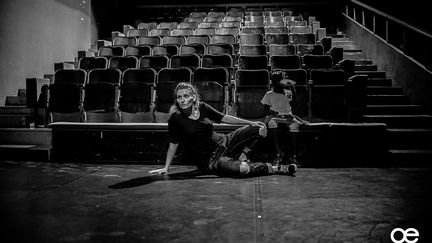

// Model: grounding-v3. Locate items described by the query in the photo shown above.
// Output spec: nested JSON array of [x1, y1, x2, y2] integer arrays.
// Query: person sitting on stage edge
[[148, 82, 296, 177], [262, 71, 308, 170]]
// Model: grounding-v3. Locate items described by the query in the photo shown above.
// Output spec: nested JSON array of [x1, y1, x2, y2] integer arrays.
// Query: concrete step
[[367, 78, 393, 86], [343, 52, 366, 59], [331, 40, 354, 45], [367, 86, 403, 95], [389, 149, 432, 167], [367, 94, 410, 105], [366, 105, 425, 115], [0, 114, 32, 128], [355, 64, 377, 71], [364, 114, 432, 128], [0, 106, 34, 115], [5, 96, 26, 106], [388, 128, 432, 149], [354, 59, 373, 65], [356, 71, 387, 79]]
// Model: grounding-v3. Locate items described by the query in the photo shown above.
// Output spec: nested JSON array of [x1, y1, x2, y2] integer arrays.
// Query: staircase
[[332, 36, 432, 166], [0, 88, 33, 128]]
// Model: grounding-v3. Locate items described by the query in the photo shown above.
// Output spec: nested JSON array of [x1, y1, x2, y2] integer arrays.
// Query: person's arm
[[149, 142, 178, 175], [221, 115, 267, 137], [263, 104, 278, 116]]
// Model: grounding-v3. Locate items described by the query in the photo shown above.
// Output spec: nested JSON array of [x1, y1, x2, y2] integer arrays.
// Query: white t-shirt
[[261, 89, 292, 115]]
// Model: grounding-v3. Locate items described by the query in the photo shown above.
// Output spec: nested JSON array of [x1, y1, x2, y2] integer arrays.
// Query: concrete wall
[[0, 0, 97, 106], [343, 14, 432, 114]]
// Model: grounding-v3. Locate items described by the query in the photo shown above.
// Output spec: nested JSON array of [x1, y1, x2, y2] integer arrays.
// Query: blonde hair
[[169, 82, 201, 114]]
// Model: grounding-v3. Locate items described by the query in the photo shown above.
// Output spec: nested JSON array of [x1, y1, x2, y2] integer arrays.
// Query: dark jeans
[[208, 125, 271, 177]]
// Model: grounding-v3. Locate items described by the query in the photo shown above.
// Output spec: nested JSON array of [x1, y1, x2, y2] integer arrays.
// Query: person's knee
[[289, 122, 300, 132], [239, 161, 250, 174], [268, 119, 278, 129]]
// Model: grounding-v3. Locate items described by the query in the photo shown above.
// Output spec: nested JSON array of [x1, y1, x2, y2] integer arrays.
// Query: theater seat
[[193, 67, 229, 113]]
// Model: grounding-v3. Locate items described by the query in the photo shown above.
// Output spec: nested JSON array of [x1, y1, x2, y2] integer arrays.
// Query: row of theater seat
[[48, 65, 359, 124]]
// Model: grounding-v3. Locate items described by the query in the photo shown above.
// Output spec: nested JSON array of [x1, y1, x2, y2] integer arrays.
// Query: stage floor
[[1, 161, 431, 242]]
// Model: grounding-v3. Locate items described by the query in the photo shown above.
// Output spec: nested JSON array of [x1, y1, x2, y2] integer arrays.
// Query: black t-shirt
[[168, 102, 225, 166]]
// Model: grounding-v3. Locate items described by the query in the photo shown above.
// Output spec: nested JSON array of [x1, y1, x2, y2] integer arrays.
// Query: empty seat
[[137, 36, 161, 46], [138, 22, 157, 30], [211, 34, 236, 45], [265, 33, 290, 45], [78, 56, 108, 72], [98, 46, 125, 57], [112, 36, 137, 46], [309, 69, 346, 121], [178, 22, 199, 30], [198, 22, 220, 29], [48, 69, 87, 122], [283, 69, 309, 118], [207, 11, 226, 18], [155, 67, 193, 122], [268, 44, 296, 56], [139, 55, 169, 71], [161, 36, 186, 46], [238, 55, 268, 70], [84, 69, 122, 122], [157, 22, 178, 30], [234, 69, 270, 120], [193, 67, 229, 113], [302, 54, 333, 70], [108, 56, 139, 71], [119, 68, 157, 122], [194, 28, 215, 36], [202, 53, 234, 79], [297, 44, 324, 56], [179, 44, 206, 56], [270, 55, 301, 71], [170, 54, 200, 70], [149, 28, 171, 37], [206, 43, 234, 55], [290, 33, 316, 44], [265, 26, 289, 34], [241, 27, 265, 35], [215, 27, 240, 36], [152, 45, 179, 57], [219, 21, 241, 28], [244, 21, 265, 28], [289, 26, 313, 34], [126, 29, 148, 37], [189, 11, 207, 18], [186, 35, 210, 45], [239, 45, 267, 55], [125, 45, 151, 57], [239, 34, 264, 45], [171, 28, 194, 36]]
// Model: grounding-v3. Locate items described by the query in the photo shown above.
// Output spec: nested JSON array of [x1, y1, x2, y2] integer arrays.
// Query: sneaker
[[278, 163, 297, 175], [272, 153, 283, 166]]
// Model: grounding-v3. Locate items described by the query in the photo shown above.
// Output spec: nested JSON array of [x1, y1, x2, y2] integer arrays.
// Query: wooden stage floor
[[1, 161, 431, 242]]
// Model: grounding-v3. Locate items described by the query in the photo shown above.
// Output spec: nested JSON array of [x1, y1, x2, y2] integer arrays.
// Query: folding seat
[[309, 69, 346, 122], [316, 28, 327, 43], [241, 26, 265, 35], [204, 17, 224, 23], [239, 34, 264, 45], [138, 22, 157, 30], [308, 16, 317, 25], [266, 10, 282, 17], [78, 56, 108, 72], [238, 55, 268, 70], [206, 43, 234, 55], [211, 34, 236, 45], [125, 45, 151, 57], [179, 43, 206, 56], [108, 56, 139, 72], [285, 16, 303, 22], [289, 26, 313, 34], [219, 21, 241, 28], [112, 36, 137, 47], [202, 54, 233, 68], [311, 21, 321, 33], [198, 22, 220, 29], [186, 35, 210, 45], [282, 10, 294, 16], [215, 27, 240, 37], [171, 28, 194, 36], [207, 11, 226, 18], [84, 68, 122, 122], [178, 22, 199, 30], [139, 55, 169, 72], [265, 16, 284, 24], [265, 33, 290, 45], [234, 69, 270, 120], [185, 17, 205, 23], [329, 47, 343, 64], [119, 68, 157, 122], [149, 28, 171, 37], [193, 67, 229, 113], [152, 45, 179, 57], [154, 67, 193, 122], [193, 28, 215, 36], [157, 22, 178, 30], [283, 69, 309, 119], [169, 54, 200, 71], [287, 20, 308, 28], [319, 36, 332, 53], [290, 33, 316, 44], [265, 26, 289, 34], [161, 36, 186, 46], [48, 69, 87, 122], [189, 11, 207, 18], [223, 16, 243, 23], [226, 11, 243, 18], [269, 55, 301, 71], [302, 54, 333, 70], [265, 21, 285, 27], [268, 44, 296, 56], [98, 46, 125, 57], [137, 36, 161, 47], [126, 29, 148, 37], [245, 16, 264, 23], [239, 45, 267, 56], [297, 44, 324, 56]]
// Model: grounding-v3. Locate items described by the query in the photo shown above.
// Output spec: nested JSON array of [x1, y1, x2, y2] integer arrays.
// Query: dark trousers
[[208, 125, 271, 177]]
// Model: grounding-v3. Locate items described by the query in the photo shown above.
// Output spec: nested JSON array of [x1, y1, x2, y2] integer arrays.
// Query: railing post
[[345, 4, 349, 16], [353, 6, 356, 21], [372, 14, 376, 33], [385, 20, 389, 42], [362, 9, 365, 26], [402, 29, 406, 53]]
